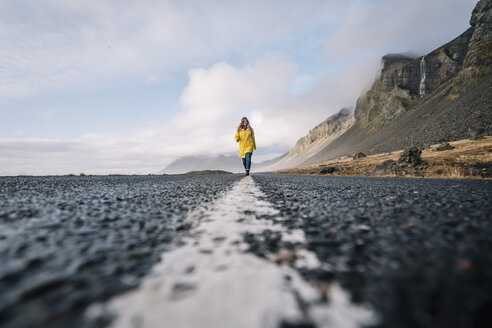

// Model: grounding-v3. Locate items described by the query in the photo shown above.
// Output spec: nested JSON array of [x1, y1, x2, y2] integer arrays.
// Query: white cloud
[[0, 136, 167, 175], [0, 0, 341, 101], [0, 0, 475, 101], [175, 54, 296, 128], [324, 0, 477, 61]]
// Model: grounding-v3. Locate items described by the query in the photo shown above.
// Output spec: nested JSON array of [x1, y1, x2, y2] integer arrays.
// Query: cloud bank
[[0, 0, 342, 100], [0, 0, 478, 174]]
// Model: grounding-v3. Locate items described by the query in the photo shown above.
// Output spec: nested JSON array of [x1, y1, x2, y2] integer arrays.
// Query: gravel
[[0, 175, 241, 328], [251, 174, 492, 328]]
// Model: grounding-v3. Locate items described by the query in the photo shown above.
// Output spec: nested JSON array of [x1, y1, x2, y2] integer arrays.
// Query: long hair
[[237, 117, 253, 132]]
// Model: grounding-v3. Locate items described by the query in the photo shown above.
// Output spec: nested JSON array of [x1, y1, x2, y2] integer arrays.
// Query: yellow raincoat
[[235, 128, 256, 158]]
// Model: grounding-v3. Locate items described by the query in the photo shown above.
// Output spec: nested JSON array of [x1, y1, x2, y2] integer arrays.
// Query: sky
[[0, 0, 478, 175]]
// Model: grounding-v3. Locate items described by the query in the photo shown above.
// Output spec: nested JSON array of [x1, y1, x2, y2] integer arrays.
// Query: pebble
[[274, 249, 297, 264]]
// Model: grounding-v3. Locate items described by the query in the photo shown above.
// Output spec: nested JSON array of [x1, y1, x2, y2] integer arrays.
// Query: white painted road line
[[87, 176, 378, 328]]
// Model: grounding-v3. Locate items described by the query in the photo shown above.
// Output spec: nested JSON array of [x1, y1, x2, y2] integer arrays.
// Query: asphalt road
[[0, 175, 241, 328], [251, 174, 492, 328], [1, 174, 491, 328]]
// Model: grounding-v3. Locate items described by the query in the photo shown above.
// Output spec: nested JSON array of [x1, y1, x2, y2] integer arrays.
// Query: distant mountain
[[158, 155, 242, 174], [158, 153, 286, 174], [273, 108, 354, 169], [276, 0, 492, 169]]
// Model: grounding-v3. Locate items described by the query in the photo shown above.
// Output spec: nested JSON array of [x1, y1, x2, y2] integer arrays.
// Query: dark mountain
[[283, 0, 491, 168]]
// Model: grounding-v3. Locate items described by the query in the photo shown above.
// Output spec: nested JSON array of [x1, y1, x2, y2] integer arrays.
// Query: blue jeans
[[242, 152, 252, 170]]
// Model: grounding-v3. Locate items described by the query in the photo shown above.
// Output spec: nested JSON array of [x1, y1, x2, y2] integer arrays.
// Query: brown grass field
[[274, 136, 492, 179]]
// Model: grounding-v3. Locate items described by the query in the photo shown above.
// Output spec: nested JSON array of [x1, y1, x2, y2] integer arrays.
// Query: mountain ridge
[[282, 0, 491, 168], [159, 153, 286, 174], [272, 107, 354, 170]]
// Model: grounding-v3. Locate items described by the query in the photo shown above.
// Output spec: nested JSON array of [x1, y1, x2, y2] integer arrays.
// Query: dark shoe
[[246, 170, 250, 176]]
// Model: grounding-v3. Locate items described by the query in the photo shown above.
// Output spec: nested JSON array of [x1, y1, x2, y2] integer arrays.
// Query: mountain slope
[[273, 108, 354, 169], [291, 0, 491, 167]]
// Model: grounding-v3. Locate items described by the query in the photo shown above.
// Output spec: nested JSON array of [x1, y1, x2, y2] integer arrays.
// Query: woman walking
[[235, 117, 256, 176]]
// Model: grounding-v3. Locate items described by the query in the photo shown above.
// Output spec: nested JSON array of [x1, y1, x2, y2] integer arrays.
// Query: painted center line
[[87, 176, 377, 328]]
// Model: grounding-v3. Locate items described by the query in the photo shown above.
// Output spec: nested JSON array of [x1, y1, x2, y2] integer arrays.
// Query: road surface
[[0, 174, 491, 328]]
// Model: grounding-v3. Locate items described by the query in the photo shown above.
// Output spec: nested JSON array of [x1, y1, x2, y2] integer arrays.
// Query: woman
[[235, 117, 256, 176]]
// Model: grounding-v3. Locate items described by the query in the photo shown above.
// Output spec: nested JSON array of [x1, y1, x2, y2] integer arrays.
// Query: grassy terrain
[[274, 136, 492, 179]]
